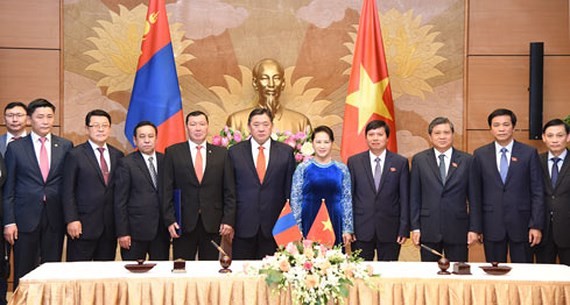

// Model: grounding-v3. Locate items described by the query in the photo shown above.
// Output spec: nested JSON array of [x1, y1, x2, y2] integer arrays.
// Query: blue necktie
[[499, 148, 508, 183], [438, 154, 446, 185], [374, 157, 381, 191], [551, 157, 561, 188]]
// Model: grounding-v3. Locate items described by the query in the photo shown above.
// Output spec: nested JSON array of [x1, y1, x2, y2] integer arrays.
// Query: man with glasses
[[1, 101, 28, 156], [62, 109, 124, 261]]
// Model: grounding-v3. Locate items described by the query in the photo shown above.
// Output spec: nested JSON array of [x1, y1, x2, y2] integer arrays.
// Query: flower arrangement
[[247, 240, 375, 305], [212, 126, 314, 163]]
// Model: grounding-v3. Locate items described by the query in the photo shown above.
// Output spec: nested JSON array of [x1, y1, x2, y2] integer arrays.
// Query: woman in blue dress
[[290, 125, 353, 246]]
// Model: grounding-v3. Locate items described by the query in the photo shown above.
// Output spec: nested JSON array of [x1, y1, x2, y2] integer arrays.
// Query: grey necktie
[[374, 157, 382, 191], [499, 148, 508, 183], [438, 154, 446, 185], [148, 156, 158, 188], [551, 157, 561, 188]]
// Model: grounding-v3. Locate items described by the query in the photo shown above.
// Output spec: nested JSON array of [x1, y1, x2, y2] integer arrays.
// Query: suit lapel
[[540, 153, 553, 193], [82, 143, 106, 185], [202, 143, 215, 183], [48, 136, 63, 181], [446, 149, 460, 184], [487, 144, 504, 185], [504, 141, 522, 185], [134, 152, 156, 190], [360, 152, 376, 193], [182, 143, 200, 184], [24, 136, 44, 183], [426, 149, 444, 186], [378, 151, 393, 192], [554, 148, 570, 190]]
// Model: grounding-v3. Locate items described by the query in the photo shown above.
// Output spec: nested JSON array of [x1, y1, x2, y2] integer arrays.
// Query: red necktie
[[257, 146, 266, 183], [195, 145, 203, 183], [39, 137, 49, 182], [97, 147, 109, 185]]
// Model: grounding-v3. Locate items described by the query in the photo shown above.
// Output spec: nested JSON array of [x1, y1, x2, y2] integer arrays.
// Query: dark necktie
[[551, 157, 561, 188], [97, 147, 109, 185], [499, 148, 508, 183], [148, 156, 158, 189], [438, 154, 446, 185], [374, 157, 382, 191]]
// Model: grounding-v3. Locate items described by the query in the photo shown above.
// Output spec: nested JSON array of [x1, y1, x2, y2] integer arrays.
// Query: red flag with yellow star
[[306, 199, 336, 248], [340, 0, 396, 161]]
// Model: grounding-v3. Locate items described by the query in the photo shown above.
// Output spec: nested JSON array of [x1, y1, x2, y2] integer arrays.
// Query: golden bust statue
[[226, 58, 312, 134]]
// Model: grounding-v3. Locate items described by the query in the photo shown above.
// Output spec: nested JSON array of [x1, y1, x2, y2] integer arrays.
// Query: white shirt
[[140, 151, 158, 174], [88, 140, 111, 172], [434, 147, 453, 177], [7, 131, 27, 143], [188, 140, 207, 173], [251, 139, 271, 168], [548, 149, 567, 177], [495, 140, 514, 172], [369, 149, 386, 178], [31, 132, 52, 167]]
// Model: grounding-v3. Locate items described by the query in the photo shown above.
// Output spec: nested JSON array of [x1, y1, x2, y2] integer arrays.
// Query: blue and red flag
[[273, 199, 302, 247], [125, 0, 185, 152]]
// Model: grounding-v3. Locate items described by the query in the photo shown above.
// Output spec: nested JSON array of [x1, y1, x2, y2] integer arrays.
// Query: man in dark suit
[[534, 119, 570, 265], [1, 101, 28, 156], [0, 101, 27, 303], [472, 108, 544, 263], [162, 111, 236, 260], [114, 121, 169, 261], [63, 109, 124, 261], [229, 108, 295, 259], [3, 98, 73, 289], [347, 120, 409, 261], [410, 117, 481, 262]]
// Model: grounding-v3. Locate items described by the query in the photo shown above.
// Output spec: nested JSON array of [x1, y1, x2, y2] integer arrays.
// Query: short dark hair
[[365, 120, 390, 138], [27, 98, 55, 116], [133, 121, 158, 137], [542, 118, 570, 134], [428, 117, 455, 134], [487, 108, 517, 127], [85, 109, 111, 126], [248, 108, 274, 125], [185, 110, 209, 124], [312, 125, 334, 142], [4, 101, 27, 113]]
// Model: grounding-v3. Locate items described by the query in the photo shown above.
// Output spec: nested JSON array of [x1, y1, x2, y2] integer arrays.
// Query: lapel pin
[[54, 143, 59, 147], [390, 167, 397, 172], [511, 157, 518, 162], [451, 162, 458, 168]]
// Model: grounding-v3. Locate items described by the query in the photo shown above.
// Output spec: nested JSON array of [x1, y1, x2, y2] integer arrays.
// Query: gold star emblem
[[322, 219, 334, 232], [346, 65, 392, 132]]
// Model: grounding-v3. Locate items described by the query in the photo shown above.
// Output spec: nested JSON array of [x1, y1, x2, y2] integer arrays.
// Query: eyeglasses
[[5, 113, 26, 119], [88, 124, 111, 129]]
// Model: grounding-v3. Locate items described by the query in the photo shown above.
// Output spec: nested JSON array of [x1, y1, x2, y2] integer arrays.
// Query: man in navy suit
[[347, 120, 409, 261], [162, 111, 236, 260], [534, 119, 570, 265], [410, 117, 481, 262], [63, 109, 124, 261], [114, 121, 169, 260], [3, 98, 72, 289], [229, 108, 295, 259], [1, 101, 28, 157], [0, 101, 27, 303], [472, 108, 544, 263]]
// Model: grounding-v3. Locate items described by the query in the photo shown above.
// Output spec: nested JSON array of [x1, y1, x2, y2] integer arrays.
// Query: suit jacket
[[0, 154, 7, 221], [347, 150, 410, 242], [228, 139, 296, 238], [472, 141, 544, 242], [410, 148, 481, 244], [62, 142, 124, 240], [114, 151, 167, 241], [0, 134, 7, 157], [3, 134, 73, 232], [162, 142, 236, 234], [540, 149, 570, 247]]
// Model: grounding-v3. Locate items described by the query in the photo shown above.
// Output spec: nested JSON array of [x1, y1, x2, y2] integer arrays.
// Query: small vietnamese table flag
[[340, 0, 397, 162], [306, 199, 336, 248], [125, 0, 185, 153], [273, 199, 302, 247]]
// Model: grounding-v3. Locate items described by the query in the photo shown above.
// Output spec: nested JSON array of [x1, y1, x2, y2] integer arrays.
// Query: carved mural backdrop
[[63, 0, 464, 158]]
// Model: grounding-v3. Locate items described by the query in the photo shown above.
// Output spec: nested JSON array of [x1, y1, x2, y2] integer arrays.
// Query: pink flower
[[295, 154, 304, 162], [212, 135, 222, 146], [284, 131, 292, 137], [285, 138, 296, 148], [233, 132, 242, 142], [279, 259, 290, 272], [285, 242, 299, 255], [303, 239, 313, 249], [303, 261, 313, 270], [224, 126, 229, 133], [305, 274, 318, 289], [221, 137, 229, 147]]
